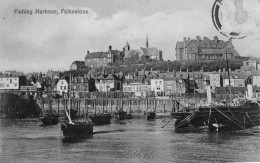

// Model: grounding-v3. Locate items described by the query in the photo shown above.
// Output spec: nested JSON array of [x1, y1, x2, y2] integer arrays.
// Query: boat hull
[[146, 112, 156, 120], [40, 114, 59, 125], [89, 114, 111, 125], [172, 105, 260, 132], [61, 122, 93, 138]]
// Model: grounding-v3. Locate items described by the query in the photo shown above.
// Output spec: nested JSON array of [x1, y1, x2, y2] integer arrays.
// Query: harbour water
[[1, 118, 260, 163]]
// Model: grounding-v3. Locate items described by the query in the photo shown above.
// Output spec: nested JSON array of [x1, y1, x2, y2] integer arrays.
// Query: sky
[[0, 0, 260, 73]]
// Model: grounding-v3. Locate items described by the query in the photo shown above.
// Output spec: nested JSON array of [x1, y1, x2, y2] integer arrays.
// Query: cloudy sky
[[0, 0, 260, 73]]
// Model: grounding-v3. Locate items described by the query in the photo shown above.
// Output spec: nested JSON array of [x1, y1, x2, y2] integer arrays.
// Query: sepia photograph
[[1, 0, 260, 162]]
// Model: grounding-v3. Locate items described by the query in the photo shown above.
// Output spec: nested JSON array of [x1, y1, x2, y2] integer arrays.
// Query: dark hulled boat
[[61, 121, 93, 138], [173, 101, 260, 132], [146, 111, 156, 120], [40, 113, 59, 125], [89, 113, 111, 125], [172, 85, 260, 132], [61, 106, 93, 138], [115, 109, 127, 120]]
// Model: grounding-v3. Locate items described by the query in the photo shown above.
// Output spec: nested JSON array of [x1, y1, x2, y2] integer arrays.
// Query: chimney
[[187, 37, 190, 41], [87, 51, 89, 54], [196, 36, 201, 42], [203, 37, 206, 41], [109, 45, 112, 50], [184, 37, 186, 41], [214, 36, 218, 44]]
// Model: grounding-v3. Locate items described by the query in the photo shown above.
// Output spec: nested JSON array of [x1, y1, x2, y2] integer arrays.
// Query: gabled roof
[[96, 74, 107, 80], [106, 74, 119, 80], [140, 47, 160, 57], [124, 50, 140, 59], [85, 52, 108, 59], [72, 61, 85, 65], [109, 50, 123, 55], [222, 72, 248, 79]]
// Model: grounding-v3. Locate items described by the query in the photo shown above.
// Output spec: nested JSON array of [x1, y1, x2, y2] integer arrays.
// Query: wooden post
[[57, 99, 59, 115], [78, 99, 81, 118], [130, 99, 132, 113], [102, 98, 104, 114], [163, 102, 165, 113], [155, 100, 157, 112], [138, 99, 140, 113], [146, 99, 148, 113], [94, 99, 96, 115], [110, 99, 112, 114]]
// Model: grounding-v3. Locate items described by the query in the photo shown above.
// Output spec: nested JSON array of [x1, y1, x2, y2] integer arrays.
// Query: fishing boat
[[60, 74, 93, 138], [115, 109, 127, 120], [40, 113, 59, 125], [146, 111, 156, 120], [40, 98, 59, 126], [172, 84, 260, 132], [89, 113, 111, 125], [61, 104, 93, 138]]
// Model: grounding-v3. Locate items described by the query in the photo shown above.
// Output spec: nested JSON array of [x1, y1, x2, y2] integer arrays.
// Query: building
[[95, 73, 121, 92], [0, 76, 26, 90], [175, 36, 240, 61], [222, 72, 247, 87], [70, 75, 96, 98], [175, 72, 189, 93], [151, 78, 164, 96], [123, 78, 151, 98], [252, 70, 260, 87], [163, 77, 177, 96], [56, 79, 68, 95], [70, 61, 86, 70], [123, 35, 163, 63], [209, 72, 222, 92], [241, 57, 260, 71], [85, 45, 124, 68]]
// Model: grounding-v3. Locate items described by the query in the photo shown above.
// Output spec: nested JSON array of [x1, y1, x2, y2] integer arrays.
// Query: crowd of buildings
[[1, 35, 259, 98], [1, 57, 260, 99]]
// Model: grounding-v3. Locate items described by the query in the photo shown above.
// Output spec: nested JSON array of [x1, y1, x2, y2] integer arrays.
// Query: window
[[64, 86, 66, 90], [14, 78, 17, 81], [159, 81, 162, 84], [14, 84, 17, 87], [10, 79, 12, 83], [61, 81, 63, 84], [60, 86, 63, 90], [167, 86, 172, 89], [7, 84, 9, 87], [156, 86, 160, 90]]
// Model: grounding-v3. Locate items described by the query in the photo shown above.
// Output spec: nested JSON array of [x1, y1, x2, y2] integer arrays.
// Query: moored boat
[[40, 113, 59, 125], [89, 113, 111, 125], [115, 109, 127, 120], [146, 111, 156, 120], [172, 84, 260, 132], [61, 109, 93, 138]]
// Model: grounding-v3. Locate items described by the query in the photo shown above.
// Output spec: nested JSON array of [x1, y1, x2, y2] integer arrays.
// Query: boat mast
[[69, 73, 71, 118], [224, 38, 232, 102]]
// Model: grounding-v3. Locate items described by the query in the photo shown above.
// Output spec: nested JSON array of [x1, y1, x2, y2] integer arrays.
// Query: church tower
[[146, 33, 149, 48], [123, 42, 130, 52]]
